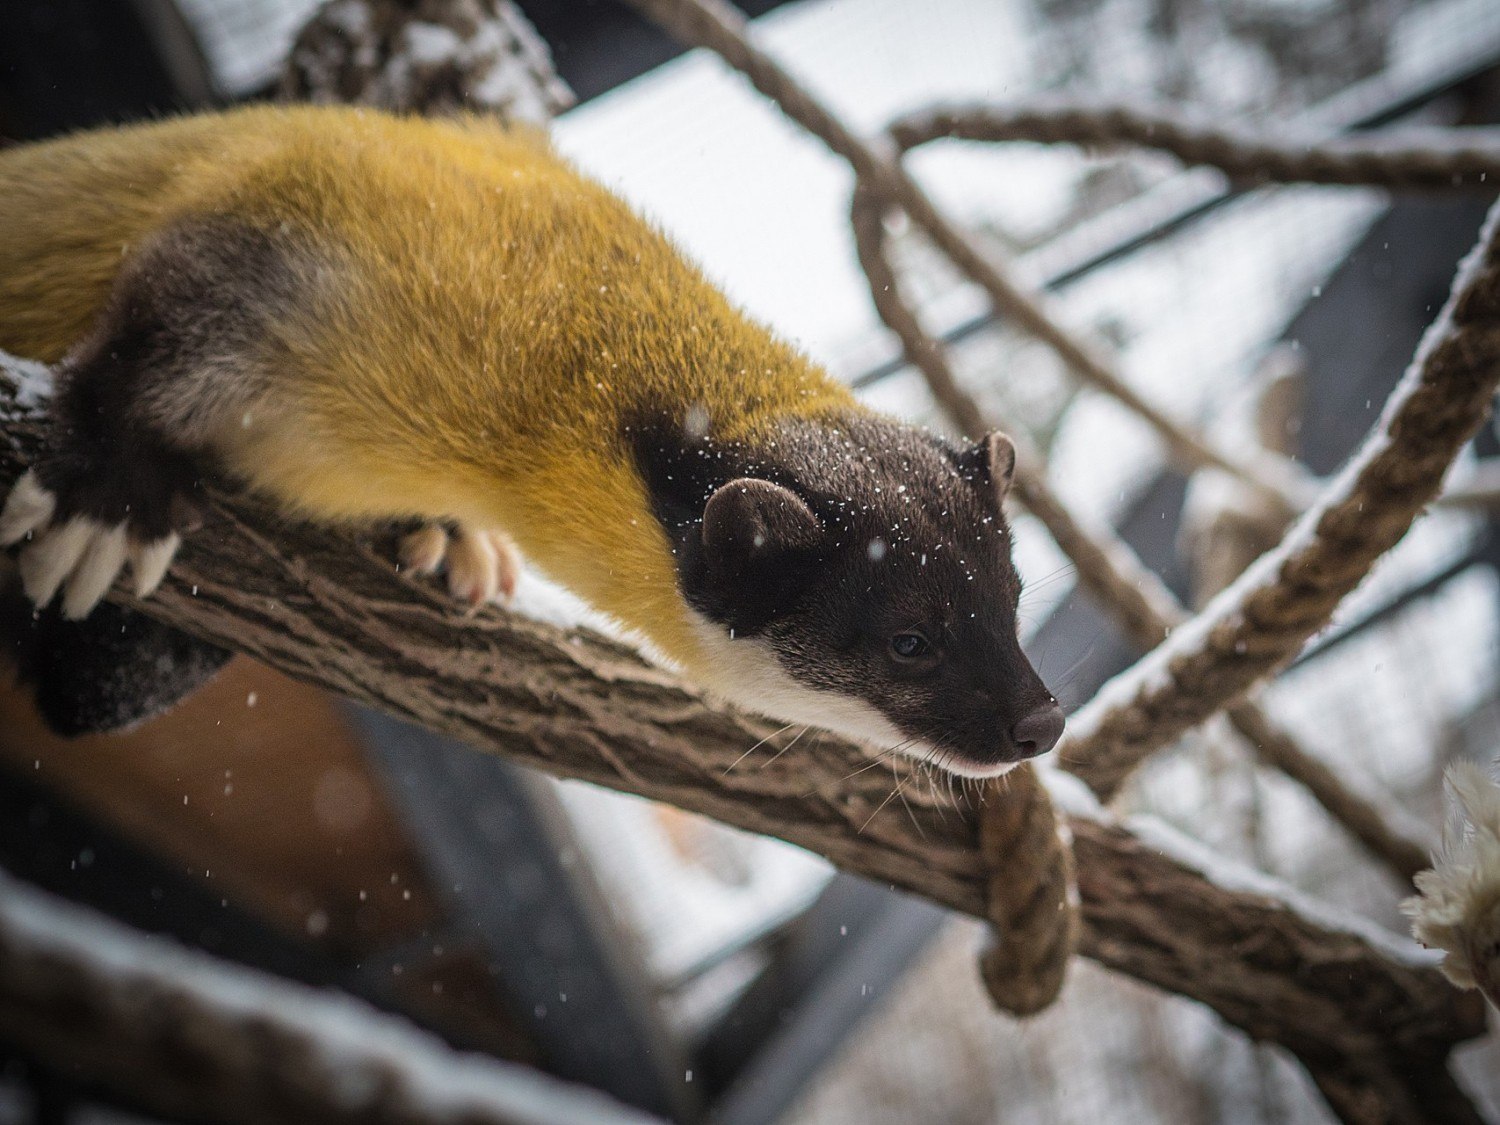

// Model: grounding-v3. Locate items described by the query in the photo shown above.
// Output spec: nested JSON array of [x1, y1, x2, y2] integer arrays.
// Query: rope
[[889, 102, 1500, 191], [851, 183, 1076, 1009], [977, 765, 1078, 1016], [851, 182, 1435, 882], [620, 0, 1306, 517], [1064, 197, 1500, 799]]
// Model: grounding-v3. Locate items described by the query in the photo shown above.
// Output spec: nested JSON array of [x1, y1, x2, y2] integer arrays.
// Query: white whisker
[[724, 723, 793, 775], [759, 725, 809, 769]]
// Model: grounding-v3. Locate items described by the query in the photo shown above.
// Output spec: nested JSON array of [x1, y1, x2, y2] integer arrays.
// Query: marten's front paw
[[399, 523, 520, 610], [0, 470, 186, 619]]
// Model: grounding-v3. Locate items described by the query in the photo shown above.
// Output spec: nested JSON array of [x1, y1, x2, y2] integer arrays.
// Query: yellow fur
[[0, 106, 860, 670]]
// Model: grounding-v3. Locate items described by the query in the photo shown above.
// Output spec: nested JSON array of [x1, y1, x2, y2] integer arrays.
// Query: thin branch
[[887, 102, 1500, 190]]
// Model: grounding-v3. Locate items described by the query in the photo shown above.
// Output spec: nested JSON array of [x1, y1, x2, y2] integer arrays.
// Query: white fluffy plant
[[1404, 761, 1500, 1009]]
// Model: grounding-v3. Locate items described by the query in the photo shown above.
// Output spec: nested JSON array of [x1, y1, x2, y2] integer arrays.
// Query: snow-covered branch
[[0, 867, 656, 1125], [282, 0, 574, 122]]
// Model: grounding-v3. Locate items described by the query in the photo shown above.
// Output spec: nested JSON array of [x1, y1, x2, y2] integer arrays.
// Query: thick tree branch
[[0, 352, 1483, 1120], [0, 867, 654, 1125]]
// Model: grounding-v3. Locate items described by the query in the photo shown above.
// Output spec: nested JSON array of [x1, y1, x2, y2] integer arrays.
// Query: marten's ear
[[699, 479, 823, 631], [983, 432, 1017, 502], [702, 479, 822, 566], [954, 432, 1017, 505]]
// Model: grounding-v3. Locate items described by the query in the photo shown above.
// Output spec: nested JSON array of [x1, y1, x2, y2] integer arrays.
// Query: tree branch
[[0, 866, 655, 1125]]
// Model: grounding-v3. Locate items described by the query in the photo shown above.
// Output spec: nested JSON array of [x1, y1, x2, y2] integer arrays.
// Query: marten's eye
[[890, 632, 930, 661]]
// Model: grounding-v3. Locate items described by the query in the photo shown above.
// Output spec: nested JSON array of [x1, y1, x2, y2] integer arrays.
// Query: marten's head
[[635, 411, 1063, 777]]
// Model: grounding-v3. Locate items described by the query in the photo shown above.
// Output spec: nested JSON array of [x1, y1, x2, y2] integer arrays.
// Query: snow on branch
[[0, 866, 656, 1125], [283, 0, 574, 122], [0, 351, 1483, 1121]]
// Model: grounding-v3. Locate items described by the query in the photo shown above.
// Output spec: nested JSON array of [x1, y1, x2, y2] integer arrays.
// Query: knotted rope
[[978, 765, 1079, 1015]]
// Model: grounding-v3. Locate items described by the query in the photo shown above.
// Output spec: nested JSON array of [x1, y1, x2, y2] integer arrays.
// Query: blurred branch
[[281, 0, 574, 120], [0, 350, 1483, 1124], [888, 102, 1500, 190], [0, 867, 653, 1125]]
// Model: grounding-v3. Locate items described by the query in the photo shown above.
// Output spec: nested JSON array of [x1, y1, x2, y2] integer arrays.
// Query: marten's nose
[[1011, 703, 1065, 758]]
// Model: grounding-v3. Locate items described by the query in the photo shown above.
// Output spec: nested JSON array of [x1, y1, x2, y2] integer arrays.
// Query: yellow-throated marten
[[0, 105, 1062, 775]]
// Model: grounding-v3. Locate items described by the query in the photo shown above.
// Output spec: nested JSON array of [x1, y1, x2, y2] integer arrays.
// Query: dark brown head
[[634, 411, 1063, 777]]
